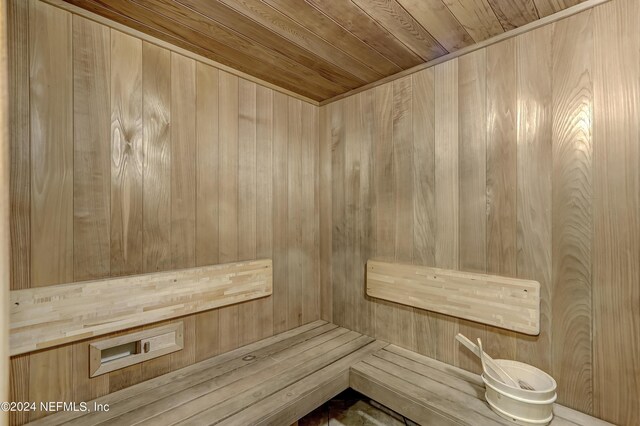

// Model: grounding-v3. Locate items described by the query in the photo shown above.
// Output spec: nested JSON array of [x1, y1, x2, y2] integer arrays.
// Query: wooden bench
[[351, 344, 612, 426], [29, 322, 610, 426], [29, 321, 384, 426]]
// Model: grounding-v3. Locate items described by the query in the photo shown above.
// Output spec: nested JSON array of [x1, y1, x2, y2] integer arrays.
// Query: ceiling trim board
[[319, 0, 611, 106]]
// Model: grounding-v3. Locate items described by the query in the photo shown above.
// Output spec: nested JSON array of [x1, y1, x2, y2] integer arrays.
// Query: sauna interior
[[1, 0, 639, 425]]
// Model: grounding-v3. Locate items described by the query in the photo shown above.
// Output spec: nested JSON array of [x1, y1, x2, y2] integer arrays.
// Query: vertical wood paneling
[[2, 0, 11, 415], [272, 91, 289, 334], [302, 102, 320, 324], [343, 94, 358, 332], [10, 3, 322, 421], [140, 42, 172, 381], [15, 1, 640, 423], [28, 1, 73, 419], [357, 91, 375, 337], [393, 77, 414, 264], [238, 80, 257, 263], [392, 76, 416, 351], [169, 52, 197, 370], [330, 100, 346, 328], [195, 64, 219, 267], [411, 69, 437, 359], [218, 71, 239, 352], [73, 16, 110, 282], [411, 69, 436, 269], [170, 53, 196, 270], [72, 14, 111, 400], [343, 91, 374, 334], [287, 98, 303, 328], [142, 42, 171, 273], [8, 2, 31, 422], [516, 24, 553, 373], [457, 49, 487, 373], [194, 62, 220, 362], [110, 30, 143, 277], [8, 0, 30, 292], [255, 85, 274, 340], [9, 356, 28, 426], [434, 59, 459, 364], [238, 79, 258, 345], [372, 84, 396, 343], [322, 2, 640, 423], [29, 0, 73, 287], [486, 39, 517, 361], [551, 12, 593, 414], [593, 0, 640, 423], [319, 99, 332, 322]]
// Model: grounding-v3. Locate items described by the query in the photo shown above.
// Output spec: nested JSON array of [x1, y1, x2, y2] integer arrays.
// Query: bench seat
[[351, 344, 612, 426], [30, 321, 383, 426], [30, 322, 610, 426]]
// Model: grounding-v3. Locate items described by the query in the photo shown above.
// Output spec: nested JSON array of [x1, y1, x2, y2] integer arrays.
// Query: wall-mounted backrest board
[[10, 259, 272, 356], [366, 260, 540, 335]]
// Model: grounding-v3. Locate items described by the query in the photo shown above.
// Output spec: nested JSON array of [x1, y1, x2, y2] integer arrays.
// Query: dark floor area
[[298, 389, 418, 426]]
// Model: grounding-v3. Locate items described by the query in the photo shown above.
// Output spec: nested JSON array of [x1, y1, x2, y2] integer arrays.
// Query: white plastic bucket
[[482, 360, 557, 425]]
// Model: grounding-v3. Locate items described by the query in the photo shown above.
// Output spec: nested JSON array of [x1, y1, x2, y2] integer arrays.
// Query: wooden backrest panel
[[366, 260, 540, 335], [10, 259, 272, 356]]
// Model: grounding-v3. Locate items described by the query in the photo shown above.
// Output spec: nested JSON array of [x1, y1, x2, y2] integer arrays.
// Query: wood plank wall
[[320, 0, 639, 424], [7, 0, 319, 424], [1, 0, 10, 423]]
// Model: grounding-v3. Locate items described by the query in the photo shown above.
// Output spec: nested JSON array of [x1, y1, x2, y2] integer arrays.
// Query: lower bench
[[28, 321, 610, 426], [351, 345, 611, 426]]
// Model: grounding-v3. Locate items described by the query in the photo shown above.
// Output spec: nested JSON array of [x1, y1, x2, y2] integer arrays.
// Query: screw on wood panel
[[242, 355, 256, 361]]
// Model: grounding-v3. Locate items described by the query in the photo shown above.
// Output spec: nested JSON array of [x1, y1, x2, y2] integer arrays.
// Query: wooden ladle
[[456, 333, 534, 390]]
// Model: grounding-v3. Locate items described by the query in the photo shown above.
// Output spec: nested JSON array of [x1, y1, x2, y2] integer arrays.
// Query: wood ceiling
[[63, 0, 586, 101]]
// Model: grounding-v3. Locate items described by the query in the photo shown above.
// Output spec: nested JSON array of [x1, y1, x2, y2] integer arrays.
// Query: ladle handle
[[455, 333, 519, 388]]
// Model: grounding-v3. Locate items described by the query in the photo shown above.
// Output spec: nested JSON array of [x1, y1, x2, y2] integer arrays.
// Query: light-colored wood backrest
[[10, 259, 272, 356], [366, 260, 540, 335]]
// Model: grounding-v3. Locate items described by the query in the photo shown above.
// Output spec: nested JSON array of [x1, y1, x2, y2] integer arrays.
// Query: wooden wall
[[2, 0, 11, 424], [320, 0, 639, 424], [7, 0, 319, 423]]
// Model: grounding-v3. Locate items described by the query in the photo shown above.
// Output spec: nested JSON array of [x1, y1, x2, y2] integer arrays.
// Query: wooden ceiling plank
[[396, 0, 475, 49], [93, 0, 347, 98], [349, 0, 448, 61], [133, 0, 360, 93], [442, 0, 504, 41], [306, 0, 423, 69], [321, 0, 609, 106], [533, 0, 583, 17], [214, 0, 384, 83], [119, 0, 360, 98], [175, 0, 397, 82], [486, 0, 540, 30], [64, 0, 336, 101], [263, 0, 401, 76]]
